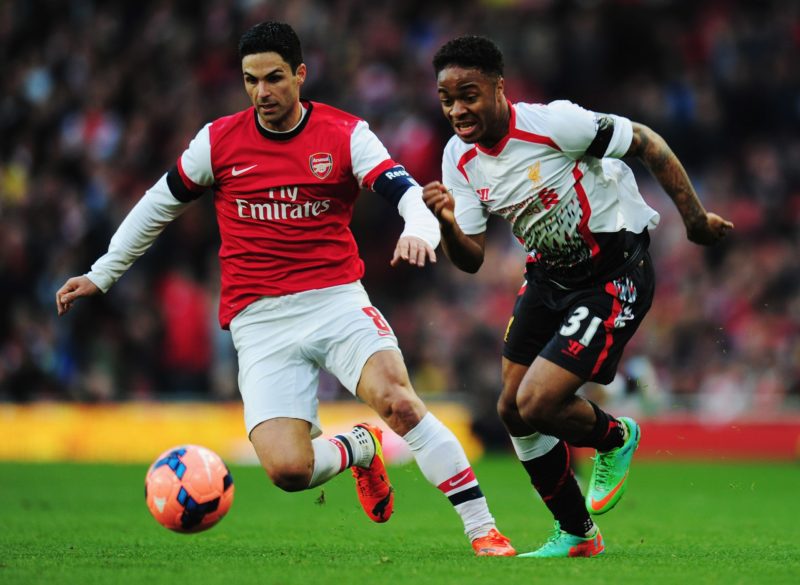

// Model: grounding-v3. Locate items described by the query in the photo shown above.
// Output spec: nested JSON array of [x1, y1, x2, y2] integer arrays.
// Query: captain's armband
[[371, 165, 419, 207]]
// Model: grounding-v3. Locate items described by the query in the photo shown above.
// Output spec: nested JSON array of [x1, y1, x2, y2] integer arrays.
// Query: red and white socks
[[308, 427, 374, 488], [403, 412, 496, 541]]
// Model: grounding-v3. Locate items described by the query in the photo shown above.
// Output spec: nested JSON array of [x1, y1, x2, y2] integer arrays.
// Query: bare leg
[[249, 417, 314, 492], [515, 356, 596, 442]]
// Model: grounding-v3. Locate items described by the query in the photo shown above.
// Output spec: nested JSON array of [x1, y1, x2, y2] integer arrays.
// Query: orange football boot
[[472, 528, 516, 556], [351, 423, 394, 523]]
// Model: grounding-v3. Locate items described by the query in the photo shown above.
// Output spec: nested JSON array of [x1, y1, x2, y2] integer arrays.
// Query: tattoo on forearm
[[640, 129, 705, 227]]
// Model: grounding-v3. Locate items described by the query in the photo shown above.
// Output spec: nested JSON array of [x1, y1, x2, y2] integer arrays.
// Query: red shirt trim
[[572, 162, 600, 257], [475, 102, 562, 157], [362, 158, 397, 189], [176, 158, 205, 192], [456, 147, 478, 182]]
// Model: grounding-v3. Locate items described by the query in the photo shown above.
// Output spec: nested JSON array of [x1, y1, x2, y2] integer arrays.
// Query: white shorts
[[229, 281, 400, 437]]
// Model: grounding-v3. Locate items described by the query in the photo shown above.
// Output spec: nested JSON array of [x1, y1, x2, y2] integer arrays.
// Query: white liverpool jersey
[[443, 100, 660, 284]]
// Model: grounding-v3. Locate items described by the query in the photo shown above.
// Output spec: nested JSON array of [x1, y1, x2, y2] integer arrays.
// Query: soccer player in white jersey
[[423, 35, 733, 558], [54, 22, 515, 556]]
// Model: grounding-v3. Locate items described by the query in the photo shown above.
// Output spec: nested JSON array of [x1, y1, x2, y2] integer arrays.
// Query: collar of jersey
[[253, 100, 313, 141], [475, 100, 515, 157]]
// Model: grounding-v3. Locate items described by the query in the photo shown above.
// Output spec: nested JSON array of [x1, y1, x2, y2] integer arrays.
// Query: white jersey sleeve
[[443, 142, 489, 235], [85, 174, 191, 292], [179, 123, 215, 187], [351, 120, 440, 248], [545, 100, 633, 160], [350, 121, 392, 187]]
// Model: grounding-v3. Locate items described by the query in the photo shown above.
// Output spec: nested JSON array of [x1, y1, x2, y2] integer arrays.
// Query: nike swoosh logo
[[449, 469, 473, 487], [231, 164, 257, 176], [589, 472, 628, 511], [154, 497, 167, 513]]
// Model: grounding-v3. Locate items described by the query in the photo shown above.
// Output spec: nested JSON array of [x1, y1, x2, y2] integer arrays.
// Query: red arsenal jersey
[[175, 101, 398, 328]]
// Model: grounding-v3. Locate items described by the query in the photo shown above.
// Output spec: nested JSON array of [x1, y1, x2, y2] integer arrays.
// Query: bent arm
[[367, 167, 441, 268], [626, 122, 733, 245], [350, 122, 439, 267], [442, 223, 486, 274], [422, 181, 486, 273]]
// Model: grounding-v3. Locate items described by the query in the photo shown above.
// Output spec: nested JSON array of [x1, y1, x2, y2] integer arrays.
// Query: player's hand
[[686, 212, 734, 246], [391, 235, 437, 268], [422, 181, 456, 225], [56, 276, 100, 316]]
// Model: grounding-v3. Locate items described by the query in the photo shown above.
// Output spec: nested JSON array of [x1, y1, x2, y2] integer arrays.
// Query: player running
[[55, 22, 514, 557], [423, 35, 733, 557]]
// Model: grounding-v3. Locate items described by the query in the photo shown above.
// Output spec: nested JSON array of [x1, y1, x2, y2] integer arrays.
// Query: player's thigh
[[249, 417, 314, 473], [229, 297, 322, 438], [313, 283, 403, 398], [498, 357, 534, 434], [356, 349, 413, 403], [502, 282, 564, 367], [539, 256, 655, 385], [310, 283, 424, 433], [518, 354, 585, 410], [357, 350, 426, 434]]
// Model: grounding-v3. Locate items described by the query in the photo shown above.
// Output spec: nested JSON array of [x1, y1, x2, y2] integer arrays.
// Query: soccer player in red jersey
[[55, 22, 514, 556], [423, 35, 733, 557]]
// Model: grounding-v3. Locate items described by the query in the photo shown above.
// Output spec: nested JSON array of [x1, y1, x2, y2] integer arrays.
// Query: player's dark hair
[[432, 35, 504, 78], [238, 21, 303, 72]]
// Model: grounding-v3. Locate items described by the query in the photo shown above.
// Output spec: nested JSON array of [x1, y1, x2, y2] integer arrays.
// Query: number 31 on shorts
[[559, 306, 603, 346]]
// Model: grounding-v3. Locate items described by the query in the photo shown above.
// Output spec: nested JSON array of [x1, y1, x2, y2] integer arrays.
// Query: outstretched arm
[[422, 181, 486, 273], [55, 173, 193, 316], [626, 122, 733, 245]]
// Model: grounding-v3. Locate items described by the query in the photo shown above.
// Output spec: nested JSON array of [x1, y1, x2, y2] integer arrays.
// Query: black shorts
[[503, 253, 655, 384]]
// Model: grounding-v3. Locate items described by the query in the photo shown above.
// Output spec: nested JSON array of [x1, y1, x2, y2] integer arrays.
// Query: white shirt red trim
[[442, 100, 660, 275]]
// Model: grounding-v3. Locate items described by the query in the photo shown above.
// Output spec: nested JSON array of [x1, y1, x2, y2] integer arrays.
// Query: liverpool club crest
[[309, 153, 333, 179]]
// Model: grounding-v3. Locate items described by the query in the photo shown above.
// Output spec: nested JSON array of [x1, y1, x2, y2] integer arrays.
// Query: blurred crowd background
[[2, 0, 799, 444]]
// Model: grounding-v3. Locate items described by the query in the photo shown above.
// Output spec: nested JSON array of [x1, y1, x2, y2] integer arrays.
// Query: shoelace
[[354, 468, 372, 491], [591, 452, 615, 488], [482, 530, 510, 547], [542, 522, 565, 546], [354, 462, 385, 496]]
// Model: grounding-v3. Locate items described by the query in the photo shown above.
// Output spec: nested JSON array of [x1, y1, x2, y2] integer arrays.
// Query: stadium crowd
[[1, 0, 799, 432]]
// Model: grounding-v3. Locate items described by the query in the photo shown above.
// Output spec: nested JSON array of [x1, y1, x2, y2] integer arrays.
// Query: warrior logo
[[565, 339, 585, 357], [309, 153, 333, 179]]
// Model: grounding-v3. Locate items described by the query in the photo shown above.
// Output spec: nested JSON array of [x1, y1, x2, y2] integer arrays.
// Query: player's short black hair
[[238, 21, 303, 72], [432, 35, 504, 78]]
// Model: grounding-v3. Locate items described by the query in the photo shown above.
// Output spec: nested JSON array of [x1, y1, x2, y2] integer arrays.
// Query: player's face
[[437, 66, 508, 148], [243, 52, 306, 132]]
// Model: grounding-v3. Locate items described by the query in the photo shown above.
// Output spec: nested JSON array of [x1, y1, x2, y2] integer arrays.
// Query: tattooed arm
[[626, 122, 733, 245]]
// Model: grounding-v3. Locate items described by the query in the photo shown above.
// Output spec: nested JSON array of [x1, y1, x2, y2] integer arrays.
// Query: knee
[[264, 461, 311, 493], [496, 391, 519, 426], [516, 385, 560, 432], [373, 384, 424, 433]]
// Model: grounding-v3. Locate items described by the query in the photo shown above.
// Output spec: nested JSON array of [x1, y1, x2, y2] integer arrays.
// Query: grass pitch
[[1, 456, 798, 585]]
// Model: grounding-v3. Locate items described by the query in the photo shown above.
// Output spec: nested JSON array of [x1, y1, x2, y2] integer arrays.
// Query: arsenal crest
[[309, 152, 333, 179]]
